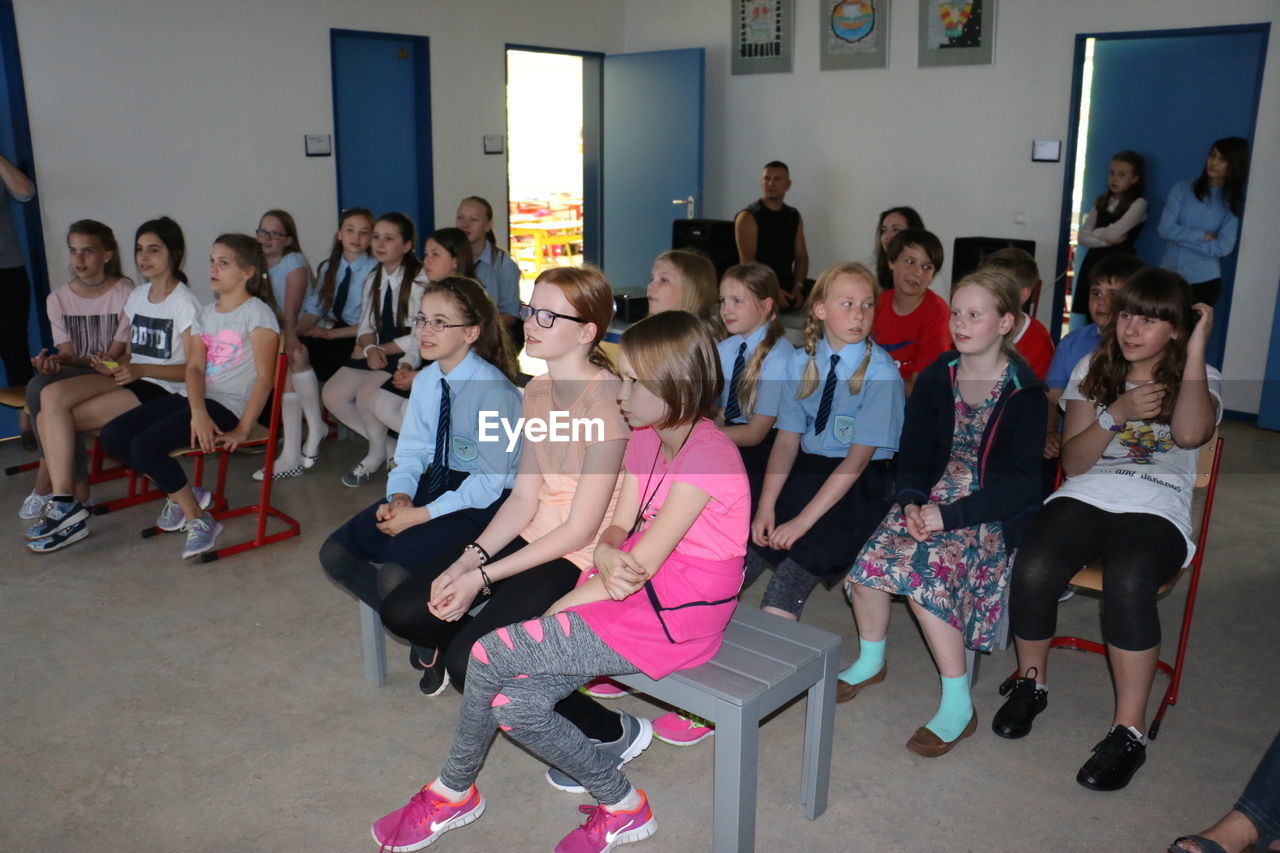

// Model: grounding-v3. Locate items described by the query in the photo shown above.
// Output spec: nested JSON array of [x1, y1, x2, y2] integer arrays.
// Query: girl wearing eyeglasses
[[321, 212, 426, 486], [379, 268, 641, 765], [320, 276, 521, 659]]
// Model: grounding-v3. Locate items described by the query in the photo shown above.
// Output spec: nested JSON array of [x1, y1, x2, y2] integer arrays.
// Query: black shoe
[[417, 655, 450, 697], [991, 674, 1047, 739], [1077, 726, 1147, 791], [409, 646, 427, 671]]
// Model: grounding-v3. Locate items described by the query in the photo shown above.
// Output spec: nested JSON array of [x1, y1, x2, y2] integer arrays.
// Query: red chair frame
[[1003, 435, 1224, 739], [137, 351, 300, 562]]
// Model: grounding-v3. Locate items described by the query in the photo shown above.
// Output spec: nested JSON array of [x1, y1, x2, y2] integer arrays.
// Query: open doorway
[[1052, 24, 1269, 366]]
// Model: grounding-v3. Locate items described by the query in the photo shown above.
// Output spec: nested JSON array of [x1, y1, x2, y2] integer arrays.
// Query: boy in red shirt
[[978, 248, 1054, 379], [871, 228, 951, 395]]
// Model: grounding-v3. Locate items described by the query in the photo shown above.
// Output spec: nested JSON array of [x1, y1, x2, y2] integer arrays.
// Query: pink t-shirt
[[518, 371, 630, 570], [47, 278, 134, 357], [571, 419, 750, 678]]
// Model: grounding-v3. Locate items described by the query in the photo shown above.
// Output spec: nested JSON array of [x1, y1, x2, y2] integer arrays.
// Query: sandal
[[1168, 836, 1227, 853]]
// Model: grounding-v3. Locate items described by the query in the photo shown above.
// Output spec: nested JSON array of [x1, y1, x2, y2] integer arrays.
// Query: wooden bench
[[359, 603, 840, 852]]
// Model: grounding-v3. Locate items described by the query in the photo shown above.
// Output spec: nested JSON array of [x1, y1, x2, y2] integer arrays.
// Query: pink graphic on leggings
[[202, 329, 244, 379]]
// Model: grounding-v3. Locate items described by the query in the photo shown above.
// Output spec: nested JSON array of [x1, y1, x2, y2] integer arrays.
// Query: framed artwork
[[731, 0, 793, 75], [821, 0, 889, 70], [918, 0, 996, 67]]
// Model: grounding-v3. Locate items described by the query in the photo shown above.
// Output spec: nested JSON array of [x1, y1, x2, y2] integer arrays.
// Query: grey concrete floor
[[2, 420, 1277, 853]]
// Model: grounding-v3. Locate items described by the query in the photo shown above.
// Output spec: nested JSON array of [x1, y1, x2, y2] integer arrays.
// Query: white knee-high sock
[[292, 368, 325, 456], [275, 392, 303, 471]]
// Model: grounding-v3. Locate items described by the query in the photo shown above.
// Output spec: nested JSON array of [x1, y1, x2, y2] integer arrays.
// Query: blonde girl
[[842, 270, 1046, 758], [645, 249, 724, 338]]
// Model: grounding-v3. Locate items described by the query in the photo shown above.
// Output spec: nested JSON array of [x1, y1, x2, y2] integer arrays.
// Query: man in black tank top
[[734, 160, 810, 308]]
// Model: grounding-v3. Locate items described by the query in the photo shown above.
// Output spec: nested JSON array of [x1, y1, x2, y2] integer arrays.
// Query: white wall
[[11, 0, 623, 300], [622, 0, 1280, 414]]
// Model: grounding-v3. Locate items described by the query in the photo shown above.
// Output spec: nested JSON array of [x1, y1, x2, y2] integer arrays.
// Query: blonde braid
[[737, 315, 784, 417], [847, 339, 873, 395], [796, 310, 824, 399]]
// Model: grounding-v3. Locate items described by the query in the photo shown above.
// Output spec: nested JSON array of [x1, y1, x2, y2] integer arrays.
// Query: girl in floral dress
[[841, 269, 1047, 757]]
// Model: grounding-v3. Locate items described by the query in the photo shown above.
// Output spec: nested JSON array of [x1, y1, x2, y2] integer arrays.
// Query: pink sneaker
[[581, 677, 631, 699], [554, 790, 657, 853], [371, 783, 485, 852], [652, 711, 714, 746]]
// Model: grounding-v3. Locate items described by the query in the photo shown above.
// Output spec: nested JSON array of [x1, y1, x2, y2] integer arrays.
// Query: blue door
[[331, 30, 434, 238], [1054, 25, 1269, 366], [0, 0, 48, 438], [602, 48, 704, 295]]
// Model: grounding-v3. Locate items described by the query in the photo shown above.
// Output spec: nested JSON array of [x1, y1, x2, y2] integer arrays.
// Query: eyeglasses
[[519, 304, 585, 328], [255, 228, 287, 240], [412, 313, 471, 332]]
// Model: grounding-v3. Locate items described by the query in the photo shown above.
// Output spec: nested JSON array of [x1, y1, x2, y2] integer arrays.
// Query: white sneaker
[[181, 516, 224, 559], [19, 490, 50, 520]]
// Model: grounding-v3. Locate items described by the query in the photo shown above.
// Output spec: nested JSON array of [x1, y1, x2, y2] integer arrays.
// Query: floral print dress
[[846, 366, 1011, 651]]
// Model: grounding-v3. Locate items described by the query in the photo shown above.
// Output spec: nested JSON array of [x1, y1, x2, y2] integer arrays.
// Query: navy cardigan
[[894, 351, 1047, 550]]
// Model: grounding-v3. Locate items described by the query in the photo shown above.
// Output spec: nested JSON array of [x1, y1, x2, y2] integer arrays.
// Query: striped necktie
[[724, 341, 748, 423], [331, 264, 352, 323], [814, 354, 840, 435], [426, 378, 451, 496]]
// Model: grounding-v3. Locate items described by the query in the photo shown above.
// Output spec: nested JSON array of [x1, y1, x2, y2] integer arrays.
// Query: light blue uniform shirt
[[776, 338, 905, 460], [474, 242, 521, 316], [1157, 181, 1240, 284], [387, 349, 522, 517], [1046, 323, 1102, 391], [302, 254, 378, 327], [715, 324, 795, 423], [268, 251, 309, 310]]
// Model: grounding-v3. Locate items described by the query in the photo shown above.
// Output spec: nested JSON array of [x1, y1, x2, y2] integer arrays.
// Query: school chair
[[138, 351, 301, 562], [3, 383, 135, 486], [999, 432, 1224, 739]]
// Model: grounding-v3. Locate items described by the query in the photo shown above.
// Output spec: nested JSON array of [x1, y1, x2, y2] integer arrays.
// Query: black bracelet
[[464, 542, 490, 565], [477, 565, 493, 596]]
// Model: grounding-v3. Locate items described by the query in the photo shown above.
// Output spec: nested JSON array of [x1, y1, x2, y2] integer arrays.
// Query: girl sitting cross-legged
[[369, 309, 750, 853]]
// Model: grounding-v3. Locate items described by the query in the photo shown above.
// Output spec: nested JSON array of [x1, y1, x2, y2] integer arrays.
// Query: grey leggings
[[439, 611, 639, 805], [28, 368, 94, 481], [744, 549, 821, 618]]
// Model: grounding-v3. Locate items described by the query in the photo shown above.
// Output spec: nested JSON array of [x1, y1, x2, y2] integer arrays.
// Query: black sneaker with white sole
[[27, 519, 90, 553], [24, 499, 89, 541]]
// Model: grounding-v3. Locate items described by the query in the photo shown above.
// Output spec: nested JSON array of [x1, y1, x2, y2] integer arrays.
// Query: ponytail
[[68, 219, 124, 281], [429, 276, 518, 384], [214, 233, 281, 321]]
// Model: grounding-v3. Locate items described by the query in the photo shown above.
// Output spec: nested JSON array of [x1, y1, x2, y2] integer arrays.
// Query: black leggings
[[1010, 498, 1186, 651], [98, 394, 239, 494], [380, 537, 623, 743]]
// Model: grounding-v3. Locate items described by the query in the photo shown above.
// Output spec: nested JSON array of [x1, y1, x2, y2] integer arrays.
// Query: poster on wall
[[731, 0, 793, 75], [918, 0, 996, 67], [821, 0, 889, 70]]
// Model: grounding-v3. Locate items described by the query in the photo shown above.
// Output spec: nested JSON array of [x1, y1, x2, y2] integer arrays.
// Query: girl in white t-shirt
[[25, 217, 201, 553], [97, 234, 281, 560], [1000, 268, 1220, 793]]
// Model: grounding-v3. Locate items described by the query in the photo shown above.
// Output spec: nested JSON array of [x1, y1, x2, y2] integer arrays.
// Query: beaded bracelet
[[464, 542, 490, 564]]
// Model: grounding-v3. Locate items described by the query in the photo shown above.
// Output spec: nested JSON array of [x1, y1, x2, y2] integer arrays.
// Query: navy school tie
[[814, 353, 840, 435], [724, 341, 748, 423], [332, 264, 352, 323], [380, 286, 396, 341], [426, 378, 451, 496]]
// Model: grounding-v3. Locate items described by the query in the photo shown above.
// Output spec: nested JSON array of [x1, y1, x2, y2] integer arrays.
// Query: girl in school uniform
[[998, 269, 1219, 792], [369, 309, 749, 853], [713, 262, 795, 504], [96, 234, 281, 560], [1072, 150, 1147, 326], [319, 276, 522, 630], [321, 212, 426, 487], [20, 220, 134, 519], [747, 261, 904, 620], [842, 269, 1046, 758], [274, 207, 377, 475], [1158, 137, 1250, 307], [25, 218, 201, 552], [455, 196, 522, 349]]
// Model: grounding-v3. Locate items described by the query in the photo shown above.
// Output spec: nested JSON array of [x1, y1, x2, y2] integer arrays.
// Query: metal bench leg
[[801, 645, 837, 819], [360, 601, 388, 687], [712, 696, 759, 853], [966, 646, 980, 687]]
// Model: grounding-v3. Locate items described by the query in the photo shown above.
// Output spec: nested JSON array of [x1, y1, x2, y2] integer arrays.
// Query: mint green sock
[[837, 638, 885, 685], [924, 674, 973, 741]]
